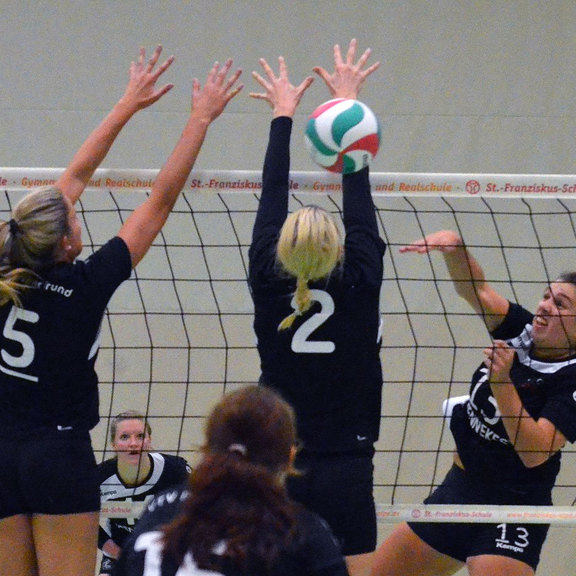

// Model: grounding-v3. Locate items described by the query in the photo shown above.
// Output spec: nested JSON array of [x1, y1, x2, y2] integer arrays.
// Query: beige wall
[[2, 1, 576, 174]]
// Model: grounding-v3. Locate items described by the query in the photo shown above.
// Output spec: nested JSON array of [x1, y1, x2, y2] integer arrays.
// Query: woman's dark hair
[[555, 271, 576, 287], [162, 385, 299, 573]]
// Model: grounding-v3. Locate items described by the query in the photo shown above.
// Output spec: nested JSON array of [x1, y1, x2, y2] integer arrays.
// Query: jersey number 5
[[0, 305, 39, 382]]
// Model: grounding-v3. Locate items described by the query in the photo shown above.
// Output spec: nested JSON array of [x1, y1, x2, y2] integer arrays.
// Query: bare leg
[[468, 554, 534, 576], [371, 523, 463, 576], [0, 514, 38, 576], [346, 551, 374, 576], [32, 511, 99, 576]]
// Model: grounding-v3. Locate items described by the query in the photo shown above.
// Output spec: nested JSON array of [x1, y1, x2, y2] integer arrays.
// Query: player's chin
[[121, 451, 143, 461]]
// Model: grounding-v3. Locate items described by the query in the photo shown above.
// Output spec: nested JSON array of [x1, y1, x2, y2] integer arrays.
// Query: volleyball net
[[2, 168, 576, 526]]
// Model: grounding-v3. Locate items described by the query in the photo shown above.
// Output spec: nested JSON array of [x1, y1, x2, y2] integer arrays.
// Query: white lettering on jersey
[[41, 281, 73, 298], [135, 531, 223, 576], [288, 289, 381, 354], [467, 366, 509, 445], [0, 305, 39, 382], [291, 289, 335, 353]]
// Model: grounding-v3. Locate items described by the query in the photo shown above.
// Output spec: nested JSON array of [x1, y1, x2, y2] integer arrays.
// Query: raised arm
[[316, 40, 384, 264], [400, 230, 509, 331], [248, 57, 314, 237], [117, 59, 242, 268], [56, 46, 175, 204]]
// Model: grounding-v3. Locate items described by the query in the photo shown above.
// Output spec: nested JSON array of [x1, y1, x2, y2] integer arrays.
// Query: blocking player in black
[[372, 230, 576, 576], [113, 385, 349, 576], [97, 411, 190, 575], [248, 40, 384, 576], [0, 47, 242, 576]]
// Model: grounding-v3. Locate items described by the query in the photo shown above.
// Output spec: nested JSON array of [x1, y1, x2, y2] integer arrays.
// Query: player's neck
[[118, 453, 152, 486]]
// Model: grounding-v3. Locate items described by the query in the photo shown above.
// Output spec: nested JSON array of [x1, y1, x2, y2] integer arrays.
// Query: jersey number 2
[[290, 289, 335, 354]]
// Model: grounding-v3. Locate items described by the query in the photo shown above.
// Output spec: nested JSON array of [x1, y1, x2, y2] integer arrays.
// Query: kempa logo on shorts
[[496, 541, 525, 554]]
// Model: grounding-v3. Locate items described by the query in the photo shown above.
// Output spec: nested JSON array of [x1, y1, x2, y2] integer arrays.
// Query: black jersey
[[248, 117, 386, 452], [98, 452, 190, 551], [0, 237, 132, 438], [451, 302, 576, 498], [113, 484, 349, 576]]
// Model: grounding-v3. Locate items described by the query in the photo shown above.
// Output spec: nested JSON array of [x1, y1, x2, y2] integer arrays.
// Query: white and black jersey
[[98, 452, 190, 552], [451, 302, 576, 498], [0, 237, 132, 438], [248, 117, 386, 453], [113, 484, 349, 576]]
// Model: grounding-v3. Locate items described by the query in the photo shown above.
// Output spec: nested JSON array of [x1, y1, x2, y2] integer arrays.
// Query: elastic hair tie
[[228, 443, 248, 457], [9, 219, 20, 236]]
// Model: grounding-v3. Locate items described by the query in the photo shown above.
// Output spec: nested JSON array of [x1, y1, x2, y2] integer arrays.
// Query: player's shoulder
[[97, 456, 119, 478], [152, 452, 192, 479], [155, 452, 190, 469]]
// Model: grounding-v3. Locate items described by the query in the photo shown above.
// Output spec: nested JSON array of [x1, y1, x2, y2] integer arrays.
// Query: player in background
[[97, 410, 190, 575], [371, 230, 576, 576], [248, 40, 384, 576], [0, 46, 242, 576], [113, 385, 349, 576]]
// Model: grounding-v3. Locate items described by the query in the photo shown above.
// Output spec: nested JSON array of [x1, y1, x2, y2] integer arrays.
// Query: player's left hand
[[119, 45, 175, 112], [313, 38, 380, 100], [484, 339, 515, 385]]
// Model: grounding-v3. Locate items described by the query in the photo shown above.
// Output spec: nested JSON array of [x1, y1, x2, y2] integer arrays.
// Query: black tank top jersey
[[451, 302, 576, 498], [248, 117, 386, 452], [98, 452, 190, 550], [0, 237, 132, 438], [114, 484, 349, 576]]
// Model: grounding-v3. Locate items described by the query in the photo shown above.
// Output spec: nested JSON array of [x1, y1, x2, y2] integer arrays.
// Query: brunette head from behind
[[162, 385, 300, 574]]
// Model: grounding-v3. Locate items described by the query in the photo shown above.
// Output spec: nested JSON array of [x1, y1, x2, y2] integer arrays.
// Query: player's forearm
[[150, 115, 210, 206], [58, 100, 139, 203], [491, 381, 559, 467]]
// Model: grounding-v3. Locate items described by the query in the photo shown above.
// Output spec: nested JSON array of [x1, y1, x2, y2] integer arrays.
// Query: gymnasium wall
[[1, 1, 576, 175]]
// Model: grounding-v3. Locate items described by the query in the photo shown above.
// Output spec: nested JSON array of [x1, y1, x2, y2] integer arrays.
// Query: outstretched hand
[[191, 59, 243, 124], [399, 230, 463, 255], [120, 45, 175, 112], [313, 38, 380, 100], [250, 56, 314, 118]]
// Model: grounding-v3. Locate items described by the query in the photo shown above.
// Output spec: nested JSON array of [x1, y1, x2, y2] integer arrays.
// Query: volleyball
[[305, 98, 381, 174]]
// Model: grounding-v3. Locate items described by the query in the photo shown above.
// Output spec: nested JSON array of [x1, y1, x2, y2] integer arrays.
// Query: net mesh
[[1, 168, 575, 526]]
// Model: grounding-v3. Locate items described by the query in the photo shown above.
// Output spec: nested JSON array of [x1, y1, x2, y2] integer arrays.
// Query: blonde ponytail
[[276, 205, 342, 331]]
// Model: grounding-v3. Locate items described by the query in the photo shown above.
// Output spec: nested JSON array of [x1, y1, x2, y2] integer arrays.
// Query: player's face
[[112, 419, 152, 465], [532, 282, 576, 359]]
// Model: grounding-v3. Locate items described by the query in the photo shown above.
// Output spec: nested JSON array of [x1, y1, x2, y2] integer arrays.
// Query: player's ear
[[53, 234, 72, 262]]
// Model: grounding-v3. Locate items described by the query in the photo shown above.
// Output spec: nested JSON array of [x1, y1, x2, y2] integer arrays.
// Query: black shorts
[[0, 429, 100, 518], [408, 465, 550, 571], [287, 447, 376, 556]]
